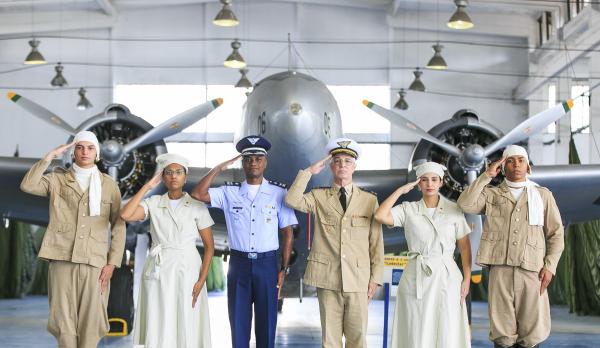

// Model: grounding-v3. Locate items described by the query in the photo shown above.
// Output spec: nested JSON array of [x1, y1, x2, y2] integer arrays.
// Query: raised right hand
[[306, 154, 332, 175], [399, 179, 420, 195], [215, 155, 241, 172], [44, 142, 75, 161], [144, 172, 163, 190], [485, 157, 506, 178]]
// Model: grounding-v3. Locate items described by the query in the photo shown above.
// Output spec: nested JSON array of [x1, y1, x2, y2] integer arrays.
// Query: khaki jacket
[[20, 159, 126, 268], [457, 173, 564, 274], [285, 170, 384, 292]]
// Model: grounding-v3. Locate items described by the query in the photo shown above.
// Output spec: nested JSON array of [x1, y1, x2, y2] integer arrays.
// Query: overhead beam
[[0, 10, 116, 36]]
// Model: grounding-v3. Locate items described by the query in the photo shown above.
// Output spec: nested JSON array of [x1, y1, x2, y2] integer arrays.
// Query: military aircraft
[[2, 70, 600, 321]]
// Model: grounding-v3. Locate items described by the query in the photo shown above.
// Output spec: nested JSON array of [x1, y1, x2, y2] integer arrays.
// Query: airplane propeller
[[363, 98, 575, 282], [8, 91, 223, 180], [7, 92, 77, 135]]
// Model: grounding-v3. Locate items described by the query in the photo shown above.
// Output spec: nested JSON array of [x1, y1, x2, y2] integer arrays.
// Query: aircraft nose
[[273, 102, 317, 144]]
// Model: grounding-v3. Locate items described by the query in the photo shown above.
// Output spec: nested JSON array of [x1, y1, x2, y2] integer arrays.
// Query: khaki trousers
[[488, 265, 550, 348], [317, 288, 368, 348], [47, 260, 110, 348]]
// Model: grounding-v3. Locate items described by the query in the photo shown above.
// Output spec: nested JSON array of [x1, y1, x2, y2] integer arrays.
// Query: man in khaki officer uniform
[[20, 131, 125, 348], [285, 138, 384, 348], [457, 145, 564, 348]]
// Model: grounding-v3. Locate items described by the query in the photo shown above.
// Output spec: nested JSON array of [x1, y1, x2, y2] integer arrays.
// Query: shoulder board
[[52, 166, 68, 174], [313, 186, 330, 190], [268, 180, 288, 189], [357, 187, 377, 196], [225, 181, 241, 186]]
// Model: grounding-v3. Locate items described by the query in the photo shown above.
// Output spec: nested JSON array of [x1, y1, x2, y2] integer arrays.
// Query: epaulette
[[268, 180, 288, 189], [225, 181, 241, 186], [357, 187, 377, 196], [52, 166, 68, 174], [313, 186, 330, 190]]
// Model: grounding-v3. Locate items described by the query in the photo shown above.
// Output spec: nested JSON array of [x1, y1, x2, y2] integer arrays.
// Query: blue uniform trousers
[[228, 250, 278, 348]]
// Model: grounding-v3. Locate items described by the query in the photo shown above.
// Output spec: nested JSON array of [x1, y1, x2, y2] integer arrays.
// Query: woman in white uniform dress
[[374, 162, 472, 348], [120, 153, 214, 348]]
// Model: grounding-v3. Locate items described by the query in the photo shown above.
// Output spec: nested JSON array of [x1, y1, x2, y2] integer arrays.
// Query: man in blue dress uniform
[[192, 135, 297, 348]]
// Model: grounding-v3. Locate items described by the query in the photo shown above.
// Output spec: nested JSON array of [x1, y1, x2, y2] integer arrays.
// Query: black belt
[[230, 249, 277, 259]]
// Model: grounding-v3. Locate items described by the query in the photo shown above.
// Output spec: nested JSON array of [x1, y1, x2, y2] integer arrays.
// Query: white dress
[[133, 192, 214, 348], [390, 196, 471, 348]]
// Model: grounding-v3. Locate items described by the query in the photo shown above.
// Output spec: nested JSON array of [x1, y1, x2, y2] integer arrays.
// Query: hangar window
[[547, 84, 557, 134], [570, 84, 590, 134], [114, 84, 245, 167]]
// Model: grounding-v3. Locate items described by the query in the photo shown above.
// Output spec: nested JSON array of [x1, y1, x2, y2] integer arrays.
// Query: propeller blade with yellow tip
[[362, 99, 462, 157], [484, 99, 574, 156], [7, 91, 76, 135], [123, 98, 223, 153]]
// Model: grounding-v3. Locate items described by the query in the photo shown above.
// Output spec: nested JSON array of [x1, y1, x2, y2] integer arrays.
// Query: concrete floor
[[1, 293, 600, 347]]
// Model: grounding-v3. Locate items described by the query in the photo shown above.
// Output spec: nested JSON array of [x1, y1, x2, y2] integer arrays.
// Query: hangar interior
[[1, 1, 600, 347]]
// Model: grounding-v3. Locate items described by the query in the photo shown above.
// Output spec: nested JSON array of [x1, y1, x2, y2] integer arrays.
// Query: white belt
[[406, 251, 453, 300], [145, 243, 187, 280]]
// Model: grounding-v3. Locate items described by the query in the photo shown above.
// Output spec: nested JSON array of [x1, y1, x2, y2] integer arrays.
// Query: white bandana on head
[[501, 145, 543, 226], [414, 161, 446, 179], [72, 131, 102, 216]]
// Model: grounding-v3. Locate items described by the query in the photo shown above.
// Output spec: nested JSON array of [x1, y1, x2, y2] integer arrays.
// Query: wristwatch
[[280, 265, 290, 275]]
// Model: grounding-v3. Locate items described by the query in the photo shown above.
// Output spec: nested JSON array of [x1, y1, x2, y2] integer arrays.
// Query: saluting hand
[[192, 280, 203, 308], [399, 179, 420, 195], [486, 157, 506, 178], [306, 155, 332, 175], [215, 155, 241, 173], [144, 172, 163, 190], [44, 142, 75, 162]]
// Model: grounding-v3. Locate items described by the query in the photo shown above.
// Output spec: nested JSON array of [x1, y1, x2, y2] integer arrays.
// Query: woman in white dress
[[374, 162, 472, 348], [120, 153, 214, 348]]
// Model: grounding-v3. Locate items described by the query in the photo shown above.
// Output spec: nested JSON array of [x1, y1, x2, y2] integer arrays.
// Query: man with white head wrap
[[20, 131, 125, 348], [374, 162, 472, 348], [457, 145, 564, 348]]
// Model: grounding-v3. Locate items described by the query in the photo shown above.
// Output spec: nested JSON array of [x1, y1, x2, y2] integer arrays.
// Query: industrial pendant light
[[235, 68, 252, 88], [408, 68, 425, 91], [224, 39, 247, 69], [50, 62, 68, 87], [213, 0, 239, 27], [447, 0, 474, 30], [394, 89, 409, 110], [426, 43, 448, 70], [76, 88, 92, 110], [24, 39, 46, 65]]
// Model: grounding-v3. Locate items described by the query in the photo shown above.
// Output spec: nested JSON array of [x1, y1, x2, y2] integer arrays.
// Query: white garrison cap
[[414, 161, 446, 179], [502, 145, 531, 174], [73, 130, 100, 161], [326, 137, 362, 159], [156, 153, 189, 172]]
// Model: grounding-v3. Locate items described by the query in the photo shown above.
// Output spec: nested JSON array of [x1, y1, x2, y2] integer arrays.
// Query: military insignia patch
[[337, 140, 351, 148], [248, 137, 260, 145]]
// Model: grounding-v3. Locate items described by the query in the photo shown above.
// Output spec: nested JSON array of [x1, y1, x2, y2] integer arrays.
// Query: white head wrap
[[156, 153, 189, 173], [73, 130, 100, 161], [71, 131, 102, 216], [501, 145, 531, 174], [414, 162, 446, 179]]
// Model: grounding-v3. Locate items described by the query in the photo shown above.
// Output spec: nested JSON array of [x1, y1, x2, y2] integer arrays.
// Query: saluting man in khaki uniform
[[457, 145, 564, 348], [20, 131, 125, 348], [285, 138, 384, 348]]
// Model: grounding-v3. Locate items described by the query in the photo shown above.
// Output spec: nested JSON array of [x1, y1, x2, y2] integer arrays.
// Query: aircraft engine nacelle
[[62, 104, 167, 199], [409, 109, 505, 201]]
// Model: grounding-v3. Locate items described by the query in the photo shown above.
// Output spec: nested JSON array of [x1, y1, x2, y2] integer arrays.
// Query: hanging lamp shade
[[50, 62, 68, 87], [408, 68, 425, 92], [213, 0, 239, 27], [235, 68, 252, 88], [224, 39, 247, 69], [447, 0, 474, 30], [76, 88, 92, 110], [24, 39, 46, 65], [426, 43, 448, 70], [394, 89, 409, 110]]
